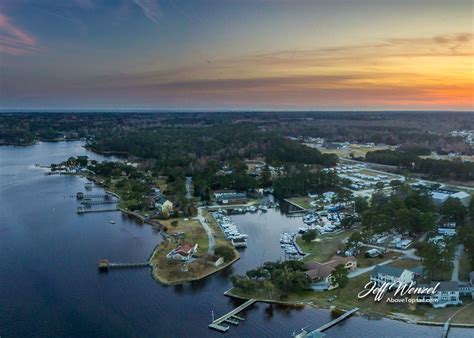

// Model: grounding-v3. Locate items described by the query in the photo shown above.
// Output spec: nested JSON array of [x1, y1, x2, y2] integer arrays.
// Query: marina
[[211, 210, 249, 248], [280, 232, 306, 259], [0, 141, 470, 338]]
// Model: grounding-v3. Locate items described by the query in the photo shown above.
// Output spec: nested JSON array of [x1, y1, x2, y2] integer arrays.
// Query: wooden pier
[[81, 199, 117, 205], [315, 308, 359, 332], [442, 319, 450, 338], [98, 259, 151, 271], [208, 299, 257, 333], [82, 194, 112, 199], [77, 207, 119, 214]]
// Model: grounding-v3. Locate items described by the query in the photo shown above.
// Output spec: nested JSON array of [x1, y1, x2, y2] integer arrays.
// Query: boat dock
[[77, 194, 112, 199], [98, 259, 151, 271], [81, 199, 117, 205], [442, 319, 450, 338], [208, 299, 257, 333], [315, 308, 359, 332], [77, 207, 119, 213]]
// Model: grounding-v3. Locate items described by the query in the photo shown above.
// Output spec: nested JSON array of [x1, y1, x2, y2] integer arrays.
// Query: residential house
[[417, 281, 463, 308], [437, 222, 457, 237], [305, 262, 335, 290], [305, 256, 357, 291], [166, 243, 198, 261], [324, 255, 357, 271], [155, 195, 173, 214], [370, 265, 415, 287]]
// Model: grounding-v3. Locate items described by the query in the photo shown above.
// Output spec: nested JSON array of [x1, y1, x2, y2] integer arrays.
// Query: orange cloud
[[0, 12, 38, 55]]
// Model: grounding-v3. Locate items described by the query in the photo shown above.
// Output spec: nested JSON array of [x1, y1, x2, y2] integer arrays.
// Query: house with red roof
[[166, 243, 198, 262]]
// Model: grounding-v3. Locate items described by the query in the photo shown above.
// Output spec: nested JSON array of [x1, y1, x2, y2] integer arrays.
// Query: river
[[0, 141, 471, 337]]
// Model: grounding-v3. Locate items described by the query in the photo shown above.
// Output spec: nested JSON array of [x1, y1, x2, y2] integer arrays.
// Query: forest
[[365, 150, 474, 181]]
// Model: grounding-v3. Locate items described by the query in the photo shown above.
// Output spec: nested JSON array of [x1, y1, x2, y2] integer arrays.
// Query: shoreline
[[223, 288, 474, 329], [80, 168, 242, 286]]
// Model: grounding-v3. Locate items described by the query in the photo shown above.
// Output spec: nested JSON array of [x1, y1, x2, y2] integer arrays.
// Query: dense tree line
[[273, 168, 341, 198], [365, 150, 474, 181], [230, 260, 309, 298], [361, 186, 437, 234]]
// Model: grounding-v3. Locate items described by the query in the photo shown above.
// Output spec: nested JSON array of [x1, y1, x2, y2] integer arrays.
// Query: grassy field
[[151, 241, 212, 284], [286, 197, 313, 210], [297, 229, 356, 263], [319, 144, 394, 159], [150, 217, 236, 284]]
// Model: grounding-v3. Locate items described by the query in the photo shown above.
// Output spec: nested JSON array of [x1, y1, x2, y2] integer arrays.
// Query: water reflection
[[0, 141, 471, 337]]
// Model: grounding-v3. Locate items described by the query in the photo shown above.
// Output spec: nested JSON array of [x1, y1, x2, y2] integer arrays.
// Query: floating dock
[[315, 307, 359, 332], [208, 299, 257, 333]]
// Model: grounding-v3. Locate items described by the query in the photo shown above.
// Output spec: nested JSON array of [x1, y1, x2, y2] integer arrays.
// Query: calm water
[[0, 141, 471, 337]]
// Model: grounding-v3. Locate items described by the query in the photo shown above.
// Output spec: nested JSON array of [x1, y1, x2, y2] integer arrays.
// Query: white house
[[370, 265, 415, 287], [437, 222, 457, 237], [155, 195, 173, 214], [166, 243, 198, 261], [417, 281, 463, 308]]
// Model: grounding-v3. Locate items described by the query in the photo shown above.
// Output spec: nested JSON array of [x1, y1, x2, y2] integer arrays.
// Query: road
[[348, 259, 395, 278], [195, 207, 215, 254], [185, 176, 192, 199], [451, 244, 464, 282], [363, 243, 421, 260]]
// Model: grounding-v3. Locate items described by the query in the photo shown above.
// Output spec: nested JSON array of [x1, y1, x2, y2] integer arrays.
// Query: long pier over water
[[316, 307, 359, 332], [209, 299, 257, 333], [98, 259, 151, 271]]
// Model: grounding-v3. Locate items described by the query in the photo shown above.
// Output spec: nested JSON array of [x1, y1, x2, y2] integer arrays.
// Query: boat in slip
[[231, 236, 248, 248]]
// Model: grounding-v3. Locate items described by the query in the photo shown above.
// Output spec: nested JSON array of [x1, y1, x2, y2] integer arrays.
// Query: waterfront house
[[305, 262, 335, 289], [166, 243, 198, 262], [370, 265, 415, 287], [155, 195, 173, 213], [417, 281, 463, 308], [305, 256, 357, 291]]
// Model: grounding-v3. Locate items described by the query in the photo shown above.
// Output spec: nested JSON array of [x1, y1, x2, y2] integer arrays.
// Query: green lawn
[[297, 229, 356, 263], [286, 197, 313, 210]]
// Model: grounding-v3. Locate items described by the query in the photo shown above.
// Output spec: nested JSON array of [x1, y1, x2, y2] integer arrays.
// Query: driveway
[[451, 244, 464, 282], [348, 259, 394, 279], [195, 207, 215, 254]]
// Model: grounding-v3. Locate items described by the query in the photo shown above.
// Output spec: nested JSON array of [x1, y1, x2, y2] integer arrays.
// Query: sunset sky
[[0, 0, 473, 110]]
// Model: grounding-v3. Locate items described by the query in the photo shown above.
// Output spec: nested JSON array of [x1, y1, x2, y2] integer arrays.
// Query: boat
[[109, 220, 116, 224]]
